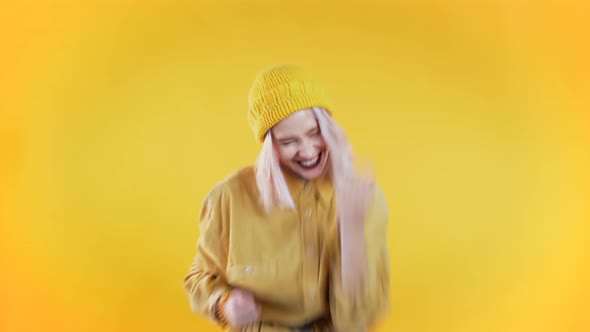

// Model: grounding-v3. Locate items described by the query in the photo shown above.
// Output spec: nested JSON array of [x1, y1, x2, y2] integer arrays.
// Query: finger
[[231, 296, 243, 309], [254, 304, 261, 319], [247, 299, 260, 317], [235, 289, 252, 305], [354, 157, 375, 178], [236, 295, 256, 314], [249, 306, 261, 323], [238, 304, 258, 325], [232, 288, 247, 298], [240, 290, 255, 302], [360, 168, 375, 184]]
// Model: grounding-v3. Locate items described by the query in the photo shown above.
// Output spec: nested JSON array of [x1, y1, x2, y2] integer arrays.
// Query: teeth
[[300, 156, 319, 167]]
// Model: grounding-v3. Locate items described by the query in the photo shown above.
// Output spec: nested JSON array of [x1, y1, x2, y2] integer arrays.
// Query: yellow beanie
[[247, 65, 333, 142]]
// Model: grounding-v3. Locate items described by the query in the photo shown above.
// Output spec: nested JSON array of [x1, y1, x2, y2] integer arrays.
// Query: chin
[[298, 169, 324, 181]]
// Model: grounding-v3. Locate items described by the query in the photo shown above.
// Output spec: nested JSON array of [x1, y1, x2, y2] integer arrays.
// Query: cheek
[[315, 137, 327, 150], [276, 146, 297, 163]]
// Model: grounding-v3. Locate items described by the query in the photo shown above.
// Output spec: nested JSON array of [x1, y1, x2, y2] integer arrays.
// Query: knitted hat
[[247, 65, 333, 142]]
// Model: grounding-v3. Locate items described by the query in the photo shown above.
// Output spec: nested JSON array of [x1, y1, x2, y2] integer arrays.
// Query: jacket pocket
[[225, 255, 300, 302]]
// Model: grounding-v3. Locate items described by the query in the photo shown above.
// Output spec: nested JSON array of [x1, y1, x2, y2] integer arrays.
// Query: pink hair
[[255, 107, 354, 213], [255, 130, 296, 211]]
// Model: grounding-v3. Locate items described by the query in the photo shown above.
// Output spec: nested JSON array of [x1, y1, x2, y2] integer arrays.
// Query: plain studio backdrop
[[1, 1, 589, 332]]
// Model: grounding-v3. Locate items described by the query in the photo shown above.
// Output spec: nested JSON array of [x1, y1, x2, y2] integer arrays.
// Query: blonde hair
[[255, 107, 354, 212]]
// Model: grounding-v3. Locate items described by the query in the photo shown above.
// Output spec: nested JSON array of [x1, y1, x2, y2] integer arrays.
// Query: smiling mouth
[[297, 152, 322, 169]]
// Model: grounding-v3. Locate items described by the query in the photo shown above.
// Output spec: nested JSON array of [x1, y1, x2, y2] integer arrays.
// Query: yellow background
[[1, 1, 589, 331]]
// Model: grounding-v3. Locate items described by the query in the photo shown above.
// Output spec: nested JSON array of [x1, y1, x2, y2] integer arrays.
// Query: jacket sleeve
[[183, 183, 231, 324], [328, 187, 391, 332]]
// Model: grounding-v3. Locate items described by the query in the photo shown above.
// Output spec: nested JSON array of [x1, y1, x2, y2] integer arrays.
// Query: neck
[[280, 165, 309, 183]]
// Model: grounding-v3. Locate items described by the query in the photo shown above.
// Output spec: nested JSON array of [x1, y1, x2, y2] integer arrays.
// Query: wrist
[[340, 225, 368, 267], [339, 219, 365, 239]]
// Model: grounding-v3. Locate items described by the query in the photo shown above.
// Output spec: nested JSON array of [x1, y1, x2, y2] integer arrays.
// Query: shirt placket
[[299, 182, 320, 309]]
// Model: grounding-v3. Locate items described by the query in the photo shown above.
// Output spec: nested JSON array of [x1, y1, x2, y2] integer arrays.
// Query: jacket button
[[245, 265, 253, 274], [305, 208, 312, 219]]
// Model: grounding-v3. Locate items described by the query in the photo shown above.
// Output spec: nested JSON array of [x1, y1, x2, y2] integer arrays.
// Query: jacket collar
[[282, 167, 334, 205]]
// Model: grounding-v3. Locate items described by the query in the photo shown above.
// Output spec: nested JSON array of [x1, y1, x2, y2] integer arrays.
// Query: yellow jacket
[[183, 166, 391, 331]]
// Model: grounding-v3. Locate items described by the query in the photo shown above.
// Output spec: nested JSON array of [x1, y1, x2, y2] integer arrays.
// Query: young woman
[[184, 65, 390, 332]]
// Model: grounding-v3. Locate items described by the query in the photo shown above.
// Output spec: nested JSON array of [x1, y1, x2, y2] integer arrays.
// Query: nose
[[298, 142, 317, 159]]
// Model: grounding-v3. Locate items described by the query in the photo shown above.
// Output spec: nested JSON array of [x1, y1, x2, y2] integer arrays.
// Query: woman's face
[[272, 110, 329, 181]]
